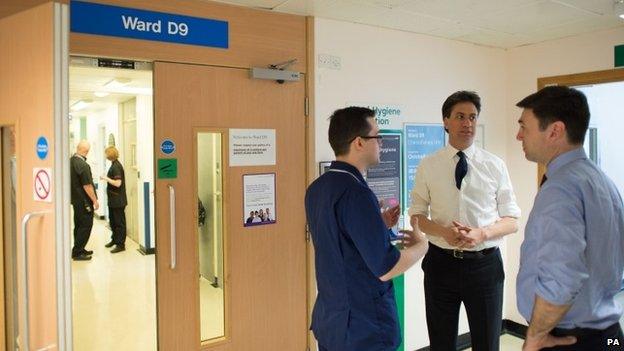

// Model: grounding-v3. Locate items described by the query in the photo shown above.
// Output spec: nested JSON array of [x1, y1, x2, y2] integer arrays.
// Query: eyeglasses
[[350, 135, 383, 145], [450, 114, 478, 122]]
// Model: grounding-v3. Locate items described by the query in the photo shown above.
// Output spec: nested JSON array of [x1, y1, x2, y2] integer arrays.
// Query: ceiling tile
[[475, 0, 598, 34], [398, 0, 541, 21], [519, 15, 624, 43]]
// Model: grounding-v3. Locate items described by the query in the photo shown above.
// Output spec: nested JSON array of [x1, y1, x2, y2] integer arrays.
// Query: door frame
[[536, 68, 624, 186]]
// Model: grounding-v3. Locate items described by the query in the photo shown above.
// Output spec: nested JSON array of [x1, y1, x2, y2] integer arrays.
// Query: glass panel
[[197, 132, 225, 343]]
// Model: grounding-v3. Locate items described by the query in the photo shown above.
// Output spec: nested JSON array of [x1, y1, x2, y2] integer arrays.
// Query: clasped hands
[[444, 221, 488, 249]]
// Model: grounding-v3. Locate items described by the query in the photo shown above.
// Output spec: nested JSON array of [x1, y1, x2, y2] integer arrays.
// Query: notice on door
[[229, 129, 276, 166], [33, 168, 52, 202], [243, 173, 276, 227]]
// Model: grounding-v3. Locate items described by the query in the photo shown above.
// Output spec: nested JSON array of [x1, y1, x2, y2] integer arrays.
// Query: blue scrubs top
[[305, 161, 401, 351]]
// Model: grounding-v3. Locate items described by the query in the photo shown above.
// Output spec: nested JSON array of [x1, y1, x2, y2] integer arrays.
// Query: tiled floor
[[464, 334, 524, 350], [72, 219, 157, 351], [72, 219, 226, 350]]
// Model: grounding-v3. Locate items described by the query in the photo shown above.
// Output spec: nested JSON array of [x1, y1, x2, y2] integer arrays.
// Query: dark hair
[[516, 86, 589, 145], [442, 91, 481, 119], [441, 91, 481, 132], [328, 106, 376, 156]]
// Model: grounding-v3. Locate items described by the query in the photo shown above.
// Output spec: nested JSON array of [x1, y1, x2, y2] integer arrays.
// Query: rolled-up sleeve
[[534, 184, 588, 305], [339, 190, 400, 278], [408, 161, 430, 217], [495, 162, 521, 218]]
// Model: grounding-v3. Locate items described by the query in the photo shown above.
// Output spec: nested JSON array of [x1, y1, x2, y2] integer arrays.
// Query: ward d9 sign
[[71, 0, 229, 49]]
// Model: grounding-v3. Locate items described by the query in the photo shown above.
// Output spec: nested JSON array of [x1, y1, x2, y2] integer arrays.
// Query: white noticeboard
[[33, 168, 52, 203], [229, 129, 276, 166], [243, 173, 276, 227]]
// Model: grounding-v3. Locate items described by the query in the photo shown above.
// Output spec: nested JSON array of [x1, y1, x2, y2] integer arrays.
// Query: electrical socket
[[318, 54, 341, 70]]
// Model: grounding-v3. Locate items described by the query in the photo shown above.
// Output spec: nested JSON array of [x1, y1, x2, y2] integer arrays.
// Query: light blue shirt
[[517, 148, 624, 329]]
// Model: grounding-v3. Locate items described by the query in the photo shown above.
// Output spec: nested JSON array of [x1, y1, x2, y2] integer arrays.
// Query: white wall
[[315, 17, 510, 350], [505, 26, 624, 324], [135, 94, 155, 249]]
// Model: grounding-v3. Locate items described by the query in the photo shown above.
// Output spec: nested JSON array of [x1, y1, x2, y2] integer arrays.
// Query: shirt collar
[[445, 143, 476, 160], [330, 160, 366, 184], [546, 147, 587, 178], [74, 153, 86, 161]]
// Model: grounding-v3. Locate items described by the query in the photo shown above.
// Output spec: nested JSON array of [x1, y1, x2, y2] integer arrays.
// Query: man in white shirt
[[409, 91, 521, 351]]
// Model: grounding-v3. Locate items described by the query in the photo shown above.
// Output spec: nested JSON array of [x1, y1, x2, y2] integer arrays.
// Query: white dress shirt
[[408, 144, 521, 251]]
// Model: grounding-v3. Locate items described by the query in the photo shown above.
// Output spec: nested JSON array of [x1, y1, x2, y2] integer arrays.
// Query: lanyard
[[327, 168, 363, 185]]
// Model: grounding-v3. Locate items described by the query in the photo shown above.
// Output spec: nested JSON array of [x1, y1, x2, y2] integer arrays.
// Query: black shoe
[[82, 250, 93, 255], [110, 245, 126, 253], [72, 253, 92, 261], [105, 241, 115, 248]]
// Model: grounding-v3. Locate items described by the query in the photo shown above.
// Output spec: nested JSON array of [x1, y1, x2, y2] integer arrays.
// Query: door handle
[[20, 210, 51, 351], [168, 185, 176, 269]]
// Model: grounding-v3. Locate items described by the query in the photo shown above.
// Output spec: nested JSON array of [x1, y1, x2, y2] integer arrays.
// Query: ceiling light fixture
[[70, 99, 93, 111], [104, 77, 132, 89], [616, 0, 624, 19], [94, 91, 110, 97]]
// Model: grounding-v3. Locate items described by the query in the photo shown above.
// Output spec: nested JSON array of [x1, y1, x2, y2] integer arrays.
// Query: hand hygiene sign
[[70, 1, 229, 48]]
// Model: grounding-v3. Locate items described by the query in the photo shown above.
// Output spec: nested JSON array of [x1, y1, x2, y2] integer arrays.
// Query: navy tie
[[455, 151, 467, 190]]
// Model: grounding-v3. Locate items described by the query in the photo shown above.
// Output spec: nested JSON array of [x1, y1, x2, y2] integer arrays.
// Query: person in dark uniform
[[305, 107, 429, 351], [100, 146, 127, 253], [70, 140, 98, 261]]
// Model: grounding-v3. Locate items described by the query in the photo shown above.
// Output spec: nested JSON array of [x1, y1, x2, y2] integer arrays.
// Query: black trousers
[[423, 245, 504, 351], [542, 323, 624, 351], [108, 206, 126, 246], [72, 203, 93, 257]]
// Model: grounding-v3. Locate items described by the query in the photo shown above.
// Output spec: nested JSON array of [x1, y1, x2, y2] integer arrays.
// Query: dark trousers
[[423, 245, 504, 351], [542, 323, 624, 351], [72, 203, 93, 257], [108, 206, 126, 246]]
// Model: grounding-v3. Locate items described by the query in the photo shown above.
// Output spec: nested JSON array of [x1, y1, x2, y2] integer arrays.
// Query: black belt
[[552, 322, 622, 339], [429, 243, 498, 259]]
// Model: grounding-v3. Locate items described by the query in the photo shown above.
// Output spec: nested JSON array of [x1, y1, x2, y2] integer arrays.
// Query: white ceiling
[[69, 66, 152, 116], [209, 0, 624, 48]]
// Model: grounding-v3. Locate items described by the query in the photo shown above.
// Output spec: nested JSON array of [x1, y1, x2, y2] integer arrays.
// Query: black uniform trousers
[[108, 206, 127, 246], [72, 203, 93, 257], [423, 244, 504, 351], [542, 323, 624, 351]]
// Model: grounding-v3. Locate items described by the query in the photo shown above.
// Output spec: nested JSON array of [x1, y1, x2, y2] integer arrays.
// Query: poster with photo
[[243, 173, 276, 227]]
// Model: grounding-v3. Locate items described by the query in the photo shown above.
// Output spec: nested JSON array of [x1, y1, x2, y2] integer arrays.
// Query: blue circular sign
[[160, 139, 175, 155], [36, 136, 49, 160]]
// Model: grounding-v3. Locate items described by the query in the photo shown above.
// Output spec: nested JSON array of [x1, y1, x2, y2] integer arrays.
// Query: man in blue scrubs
[[516, 86, 624, 350], [305, 107, 429, 351]]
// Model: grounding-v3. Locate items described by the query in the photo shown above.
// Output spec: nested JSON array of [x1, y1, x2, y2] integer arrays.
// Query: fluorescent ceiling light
[[70, 99, 93, 111], [616, 1, 624, 19], [94, 91, 110, 97], [104, 77, 132, 89]]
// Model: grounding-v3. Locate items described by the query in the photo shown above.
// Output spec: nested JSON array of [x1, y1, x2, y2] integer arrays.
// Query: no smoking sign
[[33, 168, 52, 202]]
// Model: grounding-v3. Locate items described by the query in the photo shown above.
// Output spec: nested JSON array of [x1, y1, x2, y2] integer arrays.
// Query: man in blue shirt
[[305, 107, 429, 351], [516, 86, 624, 350]]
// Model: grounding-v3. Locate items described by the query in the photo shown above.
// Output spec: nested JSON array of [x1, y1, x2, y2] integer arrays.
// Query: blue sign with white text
[[404, 124, 445, 206], [36, 136, 49, 160], [160, 139, 175, 155], [71, 1, 229, 49]]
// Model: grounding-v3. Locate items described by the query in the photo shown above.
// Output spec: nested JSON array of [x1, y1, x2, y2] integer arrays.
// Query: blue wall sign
[[71, 1, 229, 49], [36, 136, 49, 160], [160, 139, 176, 155], [404, 124, 445, 206]]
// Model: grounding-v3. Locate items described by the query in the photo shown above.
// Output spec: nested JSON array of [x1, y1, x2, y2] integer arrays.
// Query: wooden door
[[0, 2, 65, 350], [154, 62, 307, 350]]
